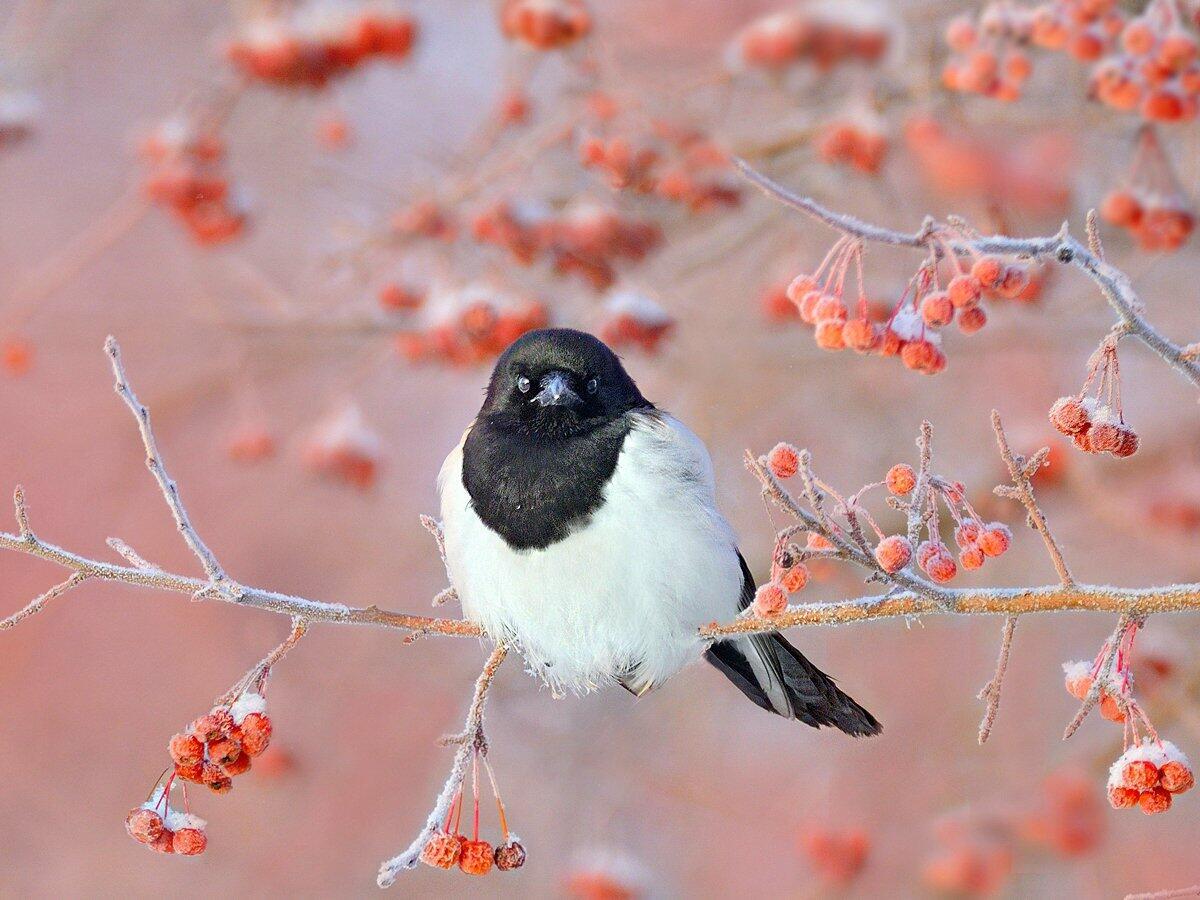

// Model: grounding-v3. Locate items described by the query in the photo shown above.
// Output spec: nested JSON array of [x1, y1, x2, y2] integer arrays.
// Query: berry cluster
[[471, 199, 661, 291], [815, 116, 888, 175], [942, 9, 1035, 101], [1100, 126, 1194, 251], [578, 119, 740, 213], [1028, 0, 1123, 62], [169, 693, 273, 794], [785, 235, 1034, 374], [1091, 0, 1200, 122], [499, 0, 591, 51], [301, 404, 382, 489], [125, 791, 208, 856], [395, 282, 549, 366], [225, 3, 416, 90], [597, 287, 675, 354], [1063, 659, 1129, 722], [420, 747, 525, 876], [1107, 740, 1194, 814], [139, 117, 246, 246], [1048, 340, 1140, 458], [727, 7, 890, 74]]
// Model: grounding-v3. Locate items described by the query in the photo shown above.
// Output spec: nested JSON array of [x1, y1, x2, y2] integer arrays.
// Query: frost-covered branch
[[733, 157, 1200, 390]]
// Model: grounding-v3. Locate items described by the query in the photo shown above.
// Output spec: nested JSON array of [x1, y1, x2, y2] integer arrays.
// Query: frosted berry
[[754, 582, 789, 617], [1122, 760, 1160, 792], [971, 256, 1004, 288], [191, 710, 235, 743], [977, 523, 1011, 557], [1108, 785, 1140, 809], [494, 840, 527, 870], [1049, 397, 1090, 435], [173, 828, 207, 856], [767, 443, 800, 479], [169, 733, 204, 767], [886, 463, 916, 495], [957, 306, 987, 334], [240, 713, 273, 757], [1161, 761, 1194, 794], [874, 535, 913, 574], [1139, 787, 1172, 814], [925, 552, 958, 583], [420, 832, 462, 869], [208, 737, 242, 767], [459, 839, 495, 875], [125, 808, 164, 845], [781, 564, 810, 594], [959, 545, 985, 570], [947, 273, 982, 308]]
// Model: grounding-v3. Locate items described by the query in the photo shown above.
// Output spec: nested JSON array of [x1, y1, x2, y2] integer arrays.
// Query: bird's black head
[[478, 328, 650, 437]]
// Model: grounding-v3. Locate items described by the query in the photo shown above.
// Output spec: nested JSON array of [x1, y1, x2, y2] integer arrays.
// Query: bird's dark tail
[[706, 633, 881, 737]]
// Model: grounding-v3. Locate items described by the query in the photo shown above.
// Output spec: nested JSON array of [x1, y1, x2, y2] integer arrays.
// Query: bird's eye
[[516, 375, 531, 393], [586, 377, 598, 395]]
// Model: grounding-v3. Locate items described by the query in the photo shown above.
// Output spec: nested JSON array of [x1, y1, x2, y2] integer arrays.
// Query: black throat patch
[[462, 412, 637, 551]]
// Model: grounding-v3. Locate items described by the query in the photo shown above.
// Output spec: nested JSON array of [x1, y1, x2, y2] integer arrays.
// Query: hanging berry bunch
[[301, 403, 383, 489], [396, 282, 549, 366], [725, 6, 890, 75], [597, 287, 675, 354], [1100, 126, 1194, 251], [225, 3, 417, 90], [942, 7, 1035, 101], [1090, 0, 1200, 123], [139, 115, 246, 247], [499, 0, 591, 51], [1108, 740, 1194, 814], [1027, 0, 1124, 63], [420, 741, 524, 876], [1048, 337, 1140, 457], [815, 111, 889, 175], [125, 784, 209, 856], [784, 232, 1033, 375]]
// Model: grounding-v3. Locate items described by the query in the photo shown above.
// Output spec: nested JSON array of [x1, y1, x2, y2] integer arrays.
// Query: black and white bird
[[439, 328, 880, 736]]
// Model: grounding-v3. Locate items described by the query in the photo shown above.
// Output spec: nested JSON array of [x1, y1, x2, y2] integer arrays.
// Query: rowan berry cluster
[[225, 2, 417, 90], [1027, 0, 1123, 61], [394, 282, 549, 366], [471, 199, 661, 291], [499, 0, 591, 51], [419, 748, 525, 876], [301, 404, 383, 489], [942, 8, 1036, 101], [814, 115, 888, 175], [1048, 340, 1140, 457], [139, 117, 246, 246], [785, 235, 1034, 374], [1091, 0, 1200, 123], [1100, 126, 1194, 251], [726, 6, 890, 74], [597, 287, 674, 353], [168, 693, 273, 794], [578, 119, 740, 213], [1107, 740, 1194, 814], [125, 790, 208, 857]]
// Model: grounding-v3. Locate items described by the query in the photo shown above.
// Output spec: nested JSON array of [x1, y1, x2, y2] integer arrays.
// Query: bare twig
[[215, 616, 311, 706], [377, 644, 508, 887], [733, 158, 1200, 389], [1125, 886, 1200, 900], [976, 616, 1018, 745], [0, 573, 86, 630], [104, 337, 230, 587]]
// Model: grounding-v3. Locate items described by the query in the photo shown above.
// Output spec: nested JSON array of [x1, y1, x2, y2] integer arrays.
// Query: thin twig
[[377, 643, 508, 887], [976, 616, 1018, 745], [1063, 615, 1134, 740], [1125, 886, 1200, 900], [0, 573, 86, 630], [215, 616, 310, 706]]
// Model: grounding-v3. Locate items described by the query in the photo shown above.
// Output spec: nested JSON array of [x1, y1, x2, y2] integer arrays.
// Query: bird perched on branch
[[439, 328, 880, 735]]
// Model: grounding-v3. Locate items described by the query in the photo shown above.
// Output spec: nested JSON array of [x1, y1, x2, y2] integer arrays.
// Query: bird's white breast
[[438, 411, 743, 694]]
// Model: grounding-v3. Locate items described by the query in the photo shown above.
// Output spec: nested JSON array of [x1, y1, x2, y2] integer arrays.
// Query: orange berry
[[1160, 761, 1194, 794], [781, 564, 810, 594], [459, 839, 495, 875], [977, 523, 1011, 557], [1123, 759, 1161, 791], [959, 543, 985, 569], [925, 552, 957, 583], [1108, 785, 1140, 809], [886, 463, 916, 495], [767, 442, 800, 479], [921, 291, 954, 327], [125, 808, 164, 845], [169, 733, 204, 767], [754, 582, 789, 617], [191, 710, 234, 743], [1111, 426, 1140, 458], [379, 282, 424, 311], [1143, 89, 1185, 121], [954, 520, 981, 548], [786, 274, 818, 305], [1100, 692, 1126, 722], [174, 761, 205, 783], [222, 752, 252, 777], [947, 273, 982, 309], [148, 830, 175, 854], [420, 832, 463, 869], [813, 294, 848, 322], [1101, 189, 1143, 227], [1065, 671, 1093, 701], [901, 339, 940, 373], [945, 16, 977, 53], [173, 828, 207, 856], [842, 318, 879, 352], [1004, 51, 1032, 82], [808, 532, 834, 551], [917, 540, 946, 570], [207, 737, 242, 767], [1121, 19, 1156, 56], [494, 840, 527, 871], [957, 306, 987, 334], [874, 535, 913, 574], [240, 712, 273, 757], [1049, 397, 1089, 435], [1139, 787, 1172, 814], [814, 319, 846, 350], [1089, 422, 1121, 453], [971, 256, 1004, 288], [2, 337, 33, 376]]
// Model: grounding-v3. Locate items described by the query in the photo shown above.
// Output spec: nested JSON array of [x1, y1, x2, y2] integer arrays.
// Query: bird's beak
[[532, 371, 580, 407]]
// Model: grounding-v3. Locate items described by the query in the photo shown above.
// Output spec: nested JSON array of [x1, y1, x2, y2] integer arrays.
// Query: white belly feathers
[[438, 411, 743, 694]]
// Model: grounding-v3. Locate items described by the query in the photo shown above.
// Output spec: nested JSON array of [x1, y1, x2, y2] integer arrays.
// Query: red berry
[[1108, 785, 1140, 809], [814, 319, 846, 350], [1049, 397, 1089, 436], [169, 733, 204, 767], [420, 832, 463, 869], [874, 535, 913, 574], [842, 318, 879, 352], [959, 545, 985, 570], [1111, 426, 1139, 458], [1161, 761, 1194, 794], [754, 582, 789, 617], [240, 713, 273, 757], [125, 808, 164, 845], [780, 564, 810, 594], [977, 523, 1011, 557], [925, 552, 957, 583], [921, 291, 954, 327], [954, 519, 981, 548], [971, 256, 1004, 288], [459, 839, 495, 875], [173, 828, 207, 856], [1139, 787, 1172, 814], [767, 442, 800, 479], [885, 463, 916, 495], [957, 305, 987, 334], [191, 710, 235, 743], [1123, 759, 1161, 792], [207, 737, 242, 767], [947, 273, 982, 309]]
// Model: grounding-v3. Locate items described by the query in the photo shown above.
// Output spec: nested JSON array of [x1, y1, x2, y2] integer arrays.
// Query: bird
[[438, 327, 880, 736]]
